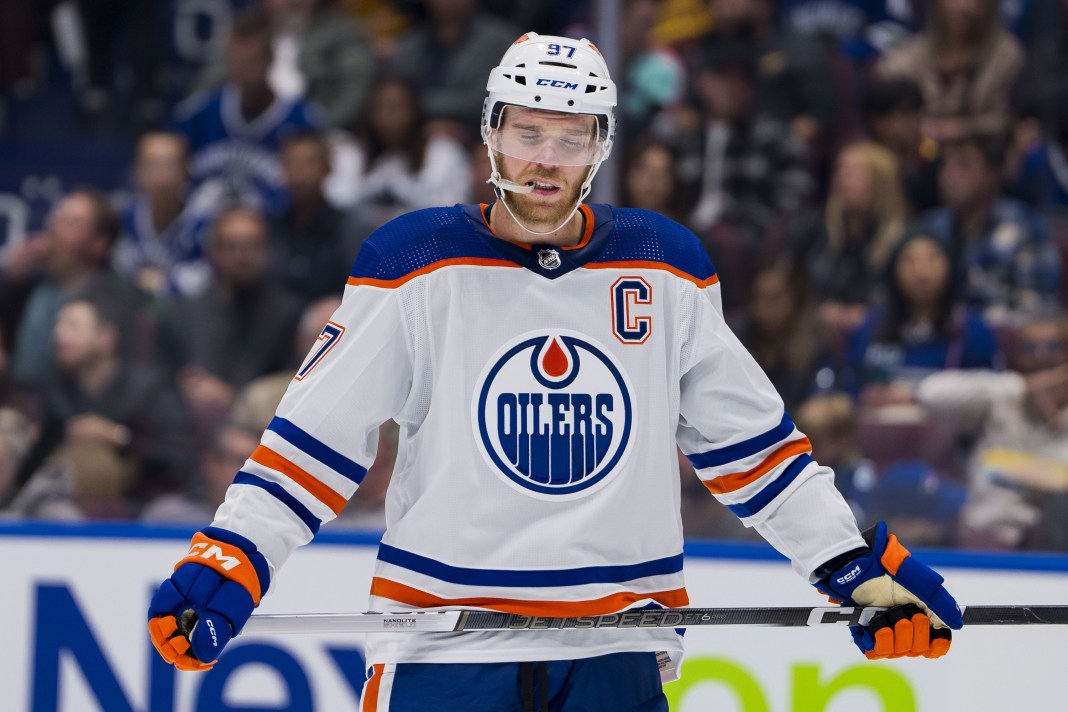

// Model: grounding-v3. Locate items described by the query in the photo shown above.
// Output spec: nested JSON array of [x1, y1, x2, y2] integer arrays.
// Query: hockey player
[[148, 33, 963, 710]]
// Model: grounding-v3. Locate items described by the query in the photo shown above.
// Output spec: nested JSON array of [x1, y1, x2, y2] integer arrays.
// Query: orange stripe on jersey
[[479, 203, 596, 251], [361, 664, 385, 712], [584, 260, 720, 288], [347, 257, 519, 289], [702, 437, 813, 495], [250, 445, 346, 515], [370, 577, 690, 616]]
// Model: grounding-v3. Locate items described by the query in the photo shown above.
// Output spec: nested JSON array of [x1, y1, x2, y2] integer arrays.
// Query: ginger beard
[[494, 150, 591, 233]]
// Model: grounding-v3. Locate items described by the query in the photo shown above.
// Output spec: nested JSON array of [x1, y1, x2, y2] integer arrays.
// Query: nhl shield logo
[[537, 248, 561, 270], [472, 330, 634, 499]]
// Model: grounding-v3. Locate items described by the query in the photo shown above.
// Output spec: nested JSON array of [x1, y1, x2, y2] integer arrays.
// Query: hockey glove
[[815, 521, 963, 660], [147, 528, 270, 671]]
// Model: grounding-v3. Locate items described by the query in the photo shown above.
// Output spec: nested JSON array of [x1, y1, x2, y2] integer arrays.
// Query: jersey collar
[[460, 202, 615, 279]]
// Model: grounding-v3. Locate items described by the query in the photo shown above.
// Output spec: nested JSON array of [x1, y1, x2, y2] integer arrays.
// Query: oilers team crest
[[473, 330, 633, 499]]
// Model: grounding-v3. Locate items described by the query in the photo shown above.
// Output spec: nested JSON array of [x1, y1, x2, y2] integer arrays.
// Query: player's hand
[[815, 521, 963, 659], [148, 528, 270, 671]]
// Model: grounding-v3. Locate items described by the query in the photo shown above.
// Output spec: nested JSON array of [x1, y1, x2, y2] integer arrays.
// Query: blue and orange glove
[[147, 527, 270, 671], [815, 521, 964, 660]]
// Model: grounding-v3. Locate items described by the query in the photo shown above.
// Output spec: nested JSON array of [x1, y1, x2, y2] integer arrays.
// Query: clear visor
[[487, 109, 606, 167]]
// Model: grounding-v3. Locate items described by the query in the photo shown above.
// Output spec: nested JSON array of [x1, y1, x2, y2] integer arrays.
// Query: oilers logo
[[473, 330, 633, 499]]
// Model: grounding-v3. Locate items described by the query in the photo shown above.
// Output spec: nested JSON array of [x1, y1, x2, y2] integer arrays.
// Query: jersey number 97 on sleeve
[[612, 277, 652, 344], [295, 322, 345, 381]]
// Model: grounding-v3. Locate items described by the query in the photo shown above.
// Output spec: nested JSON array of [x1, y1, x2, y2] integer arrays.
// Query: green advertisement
[[665, 657, 917, 711]]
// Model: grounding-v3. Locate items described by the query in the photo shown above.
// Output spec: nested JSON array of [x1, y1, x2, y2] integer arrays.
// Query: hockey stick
[[242, 605, 1068, 635]]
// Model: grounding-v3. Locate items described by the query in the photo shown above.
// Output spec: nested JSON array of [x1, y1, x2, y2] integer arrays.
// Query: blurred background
[[1, 0, 1067, 554]]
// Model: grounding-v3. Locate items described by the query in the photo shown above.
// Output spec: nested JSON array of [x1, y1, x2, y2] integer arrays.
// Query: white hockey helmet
[[482, 32, 616, 165], [481, 33, 617, 235]]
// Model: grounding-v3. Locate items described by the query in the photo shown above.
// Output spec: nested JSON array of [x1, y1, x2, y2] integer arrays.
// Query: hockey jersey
[[111, 194, 212, 297], [210, 203, 864, 674], [173, 85, 321, 215]]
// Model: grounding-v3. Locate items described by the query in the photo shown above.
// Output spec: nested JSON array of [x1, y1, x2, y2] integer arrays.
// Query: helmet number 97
[[547, 43, 576, 58]]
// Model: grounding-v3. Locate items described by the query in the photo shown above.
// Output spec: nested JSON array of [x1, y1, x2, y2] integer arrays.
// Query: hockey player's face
[[495, 108, 596, 228]]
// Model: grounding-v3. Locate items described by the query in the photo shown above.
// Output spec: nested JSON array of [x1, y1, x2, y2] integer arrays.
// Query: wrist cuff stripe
[[176, 533, 263, 605]]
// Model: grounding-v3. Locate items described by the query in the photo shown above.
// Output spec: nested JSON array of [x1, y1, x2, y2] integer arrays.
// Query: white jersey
[[210, 203, 864, 675]]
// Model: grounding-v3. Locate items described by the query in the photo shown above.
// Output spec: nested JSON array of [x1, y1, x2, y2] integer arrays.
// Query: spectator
[[918, 132, 1061, 321], [1015, 0, 1068, 141], [914, 311, 1068, 549], [0, 239, 41, 361], [159, 207, 303, 427], [794, 391, 876, 521], [339, 0, 416, 58], [0, 408, 33, 508], [841, 229, 1000, 399], [9, 188, 147, 388], [620, 139, 683, 222], [139, 422, 260, 525], [0, 329, 18, 412], [704, 0, 836, 153], [861, 77, 941, 214], [10, 292, 193, 510], [230, 295, 343, 433], [328, 77, 471, 226], [271, 132, 367, 306], [867, 460, 966, 548], [3, 438, 134, 521], [111, 131, 212, 299], [619, 0, 706, 137], [75, 0, 162, 132], [807, 140, 907, 341], [0, 327, 34, 508], [1009, 89, 1068, 215], [389, 0, 519, 143], [731, 258, 834, 412], [174, 8, 321, 215], [658, 38, 813, 233], [194, 0, 376, 130], [875, 0, 1025, 143], [779, 0, 918, 63]]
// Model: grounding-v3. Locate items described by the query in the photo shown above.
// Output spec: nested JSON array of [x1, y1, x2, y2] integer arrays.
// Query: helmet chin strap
[[485, 148, 600, 238]]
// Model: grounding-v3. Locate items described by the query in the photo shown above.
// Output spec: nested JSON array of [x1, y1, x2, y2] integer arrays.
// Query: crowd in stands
[[0, 0, 1066, 553]]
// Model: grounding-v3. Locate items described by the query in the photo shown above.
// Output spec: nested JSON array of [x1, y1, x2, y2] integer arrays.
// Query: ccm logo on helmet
[[473, 331, 634, 500], [535, 78, 579, 90]]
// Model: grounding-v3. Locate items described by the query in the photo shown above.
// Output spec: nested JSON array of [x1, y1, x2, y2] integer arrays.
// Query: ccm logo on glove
[[206, 618, 219, 647], [148, 528, 271, 671], [176, 532, 264, 604], [187, 541, 244, 572], [837, 565, 862, 585]]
